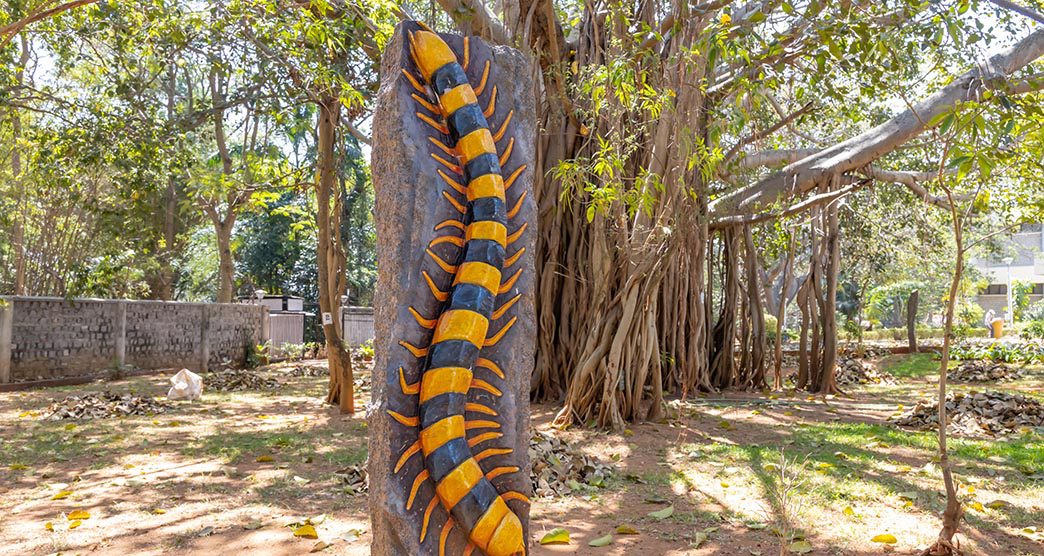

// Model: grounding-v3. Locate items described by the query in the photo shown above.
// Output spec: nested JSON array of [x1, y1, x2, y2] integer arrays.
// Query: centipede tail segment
[[370, 22, 536, 556]]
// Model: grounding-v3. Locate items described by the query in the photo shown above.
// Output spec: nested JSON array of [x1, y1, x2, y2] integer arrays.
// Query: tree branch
[[986, 0, 1044, 25], [708, 27, 1044, 218], [0, 0, 97, 48]]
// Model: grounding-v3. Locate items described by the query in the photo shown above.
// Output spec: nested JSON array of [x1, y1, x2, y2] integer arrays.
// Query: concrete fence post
[[114, 300, 127, 368], [0, 298, 12, 384], [260, 306, 270, 346], [199, 304, 211, 372]]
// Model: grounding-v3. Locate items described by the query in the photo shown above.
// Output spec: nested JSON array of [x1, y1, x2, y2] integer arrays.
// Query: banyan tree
[[406, 0, 1044, 429]]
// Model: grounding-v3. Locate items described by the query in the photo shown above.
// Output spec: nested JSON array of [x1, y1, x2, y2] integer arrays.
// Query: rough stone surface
[[369, 23, 536, 556], [2, 296, 264, 381]]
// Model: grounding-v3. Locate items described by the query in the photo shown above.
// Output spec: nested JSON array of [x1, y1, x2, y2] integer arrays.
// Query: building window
[[981, 284, 1007, 295], [1033, 283, 1044, 295]]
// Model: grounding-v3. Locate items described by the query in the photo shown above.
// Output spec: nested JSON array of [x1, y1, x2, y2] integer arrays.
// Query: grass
[[879, 353, 941, 378]]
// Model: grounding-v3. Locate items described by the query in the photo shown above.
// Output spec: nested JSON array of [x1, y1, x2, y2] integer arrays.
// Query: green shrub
[[1022, 320, 1044, 340], [246, 341, 270, 368]]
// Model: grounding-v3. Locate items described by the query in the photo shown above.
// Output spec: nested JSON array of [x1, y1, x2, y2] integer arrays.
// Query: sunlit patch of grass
[[879, 353, 941, 378]]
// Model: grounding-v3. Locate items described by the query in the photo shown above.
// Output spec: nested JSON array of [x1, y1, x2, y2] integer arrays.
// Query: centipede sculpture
[[370, 22, 536, 556]]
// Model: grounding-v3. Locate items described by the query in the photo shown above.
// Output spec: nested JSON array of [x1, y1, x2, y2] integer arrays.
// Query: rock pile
[[46, 392, 170, 420], [890, 391, 1044, 437], [947, 361, 1022, 382], [836, 357, 896, 385], [206, 369, 281, 392], [529, 430, 614, 497]]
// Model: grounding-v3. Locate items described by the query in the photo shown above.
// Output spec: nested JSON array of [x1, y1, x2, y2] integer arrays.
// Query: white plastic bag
[[167, 369, 203, 401]]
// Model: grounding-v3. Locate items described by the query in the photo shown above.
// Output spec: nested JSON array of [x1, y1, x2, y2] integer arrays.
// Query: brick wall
[[0, 297, 266, 383]]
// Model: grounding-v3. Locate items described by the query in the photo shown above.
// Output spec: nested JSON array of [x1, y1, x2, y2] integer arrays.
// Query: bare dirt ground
[[1, 355, 1041, 556]]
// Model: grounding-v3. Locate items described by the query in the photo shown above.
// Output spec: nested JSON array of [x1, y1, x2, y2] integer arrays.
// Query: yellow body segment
[[469, 497, 510, 549], [420, 415, 466, 455], [440, 84, 478, 116], [466, 174, 505, 202], [458, 129, 497, 162], [485, 512, 525, 556], [432, 309, 490, 347], [453, 262, 502, 293], [465, 221, 508, 248], [419, 366, 473, 403], [412, 31, 457, 80], [434, 459, 485, 509]]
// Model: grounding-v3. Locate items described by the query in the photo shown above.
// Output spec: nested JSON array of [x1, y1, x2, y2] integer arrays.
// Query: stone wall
[[0, 297, 266, 383]]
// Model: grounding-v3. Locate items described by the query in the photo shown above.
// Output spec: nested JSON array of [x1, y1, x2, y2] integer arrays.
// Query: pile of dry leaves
[[835, 357, 897, 385], [46, 392, 170, 420], [839, 345, 892, 359], [285, 364, 327, 378], [529, 430, 614, 497], [206, 369, 281, 392], [890, 391, 1044, 437], [336, 464, 368, 495], [947, 360, 1022, 382]]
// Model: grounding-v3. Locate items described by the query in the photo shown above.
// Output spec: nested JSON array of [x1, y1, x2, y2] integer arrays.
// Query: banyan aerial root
[[387, 24, 529, 556]]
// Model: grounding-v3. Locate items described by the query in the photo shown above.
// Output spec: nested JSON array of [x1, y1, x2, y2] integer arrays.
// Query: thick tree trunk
[[907, 289, 920, 353], [214, 218, 235, 303], [316, 96, 354, 414]]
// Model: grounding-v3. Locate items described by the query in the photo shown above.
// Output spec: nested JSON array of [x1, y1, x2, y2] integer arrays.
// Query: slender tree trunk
[[316, 95, 354, 414], [214, 217, 235, 303], [10, 33, 30, 295], [774, 235, 796, 389], [907, 289, 920, 353]]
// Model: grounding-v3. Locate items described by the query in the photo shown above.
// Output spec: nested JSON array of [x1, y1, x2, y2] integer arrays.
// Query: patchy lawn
[[1, 355, 1042, 555]]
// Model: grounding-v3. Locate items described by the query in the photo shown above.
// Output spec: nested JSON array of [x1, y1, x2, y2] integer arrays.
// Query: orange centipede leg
[[429, 137, 457, 158], [416, 112, 449, 134], [498, 269, 522, 294], [401, 69, 426, 94], [507, 222, 528, 245], [422, 271, 449, 302], [395, 440, 422, 473], [507, 191, 527, 219], [429, 235, 465, 248], [399, 367, 419, 395], [467, 431, 503, 447], [476, 357, 505, 379], [430, 153, 462, 174], [473, 60, 490, 96], [473, 447, 512, 462], [504, 164, 526, 191], [464, 419, 502, 431], [388, 410, 419, 427], [408, 306, 438, 329], [400, 340, 429, 358], [499, 137, 515, 166], [483, 85, 498, 118], [412, 93, 440, 114], [435, 219, 465, 232], [420, 496, 438, 543], [465, 402, 499, 416], [485, 316, 518, 347], [462, 37, 470, 71], [485, 466, 519, 481], [492, 294, 522, 321], [502, 491, 531, 504], [426, 248, 459, 273], [437, 169, 466, 195], [439, 519, 453, 556], [464, 543, 475, 556], [504, 247, 526, 269], [407, 469, 430, 510], [441, 191, 466, 214], [493, 110, 514, 142], [471, 378, 503, 396]]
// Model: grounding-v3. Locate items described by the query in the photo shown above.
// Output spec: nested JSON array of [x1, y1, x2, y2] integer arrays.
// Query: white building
[[973, 223, 1044, 320]]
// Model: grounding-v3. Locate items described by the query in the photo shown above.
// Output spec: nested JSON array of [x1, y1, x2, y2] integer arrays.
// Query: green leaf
[[647, 505, 674, 520], [588, 534, 613, 547], [788, 540, 813, 553], [539, 528, 570, 545]]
